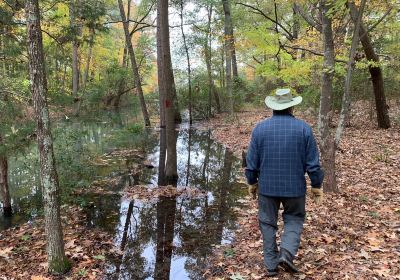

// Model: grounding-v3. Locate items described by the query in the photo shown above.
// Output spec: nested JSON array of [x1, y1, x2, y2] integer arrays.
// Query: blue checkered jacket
[[245, 112, 324, 197]]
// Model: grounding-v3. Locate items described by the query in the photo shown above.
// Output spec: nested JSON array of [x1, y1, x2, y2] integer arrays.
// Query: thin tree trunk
[[205, 3, 221, 115], [224, 37, 234, 115], [179, 0, 193, 125], [1, 27, 6, 76], [82, 27, 95, 89], [220, 47, 225, 89], [61, 63, 67, 95], [222, 0, 238, 79], [122, 0, 132, 68], [74, 27, 95, 116], [0, 154, 12, 217], [336, 0, 366, 145], [157, 0, 178, 183], [26, 0, 70, 274], [118, 0, 151, 127], [70, 0, 82, 98], [222, 1, 234, 116], [205, 42, 213, 117], [348, 1, 390, 129], [319, 0, 338, 192]]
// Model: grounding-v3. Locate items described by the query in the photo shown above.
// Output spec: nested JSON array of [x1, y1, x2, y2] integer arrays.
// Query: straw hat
[[265, 88, 302, 110]]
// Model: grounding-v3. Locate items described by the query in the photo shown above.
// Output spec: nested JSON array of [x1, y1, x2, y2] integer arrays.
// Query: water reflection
[[0, 109, 157, 230], [0, 110, 246, 279], [106, 128, 243, 280]]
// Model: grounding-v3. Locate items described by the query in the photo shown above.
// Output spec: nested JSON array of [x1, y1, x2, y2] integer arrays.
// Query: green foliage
[[127, 123, 144, 134]]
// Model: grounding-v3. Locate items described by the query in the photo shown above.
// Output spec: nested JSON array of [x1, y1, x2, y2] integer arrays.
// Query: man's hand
[[311, 188, 323, 204], [248, 183, 258, 199]]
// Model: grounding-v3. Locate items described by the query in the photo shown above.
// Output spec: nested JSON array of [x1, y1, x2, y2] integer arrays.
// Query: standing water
[[0, 111, 247, 279]]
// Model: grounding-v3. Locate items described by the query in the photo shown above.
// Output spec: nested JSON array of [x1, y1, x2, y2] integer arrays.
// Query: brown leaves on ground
[[0, 206, 114, 279], [201, 104, 400, 279], [123, 185, 207, 201]]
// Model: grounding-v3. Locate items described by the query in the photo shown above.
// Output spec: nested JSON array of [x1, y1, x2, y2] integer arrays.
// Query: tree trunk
[[205, 3, 221, 115], [122, 0, 132, 68], [222, 0, 238, 79], [157, 0, 178, 183], [118, 0, 151, 127], [336, 0, 366, 145], [74, 27, 95, 116], [1, 27, 6, 76], [26, 0, 70, 274], [82, 27, 95, 89], [0, 154, 12, 217], [319, 0, 338, 192], [70, 0, 82, 98], [348, 1, 390, 129], [222, 5, 234, 115], [179, 0, 193, 125]]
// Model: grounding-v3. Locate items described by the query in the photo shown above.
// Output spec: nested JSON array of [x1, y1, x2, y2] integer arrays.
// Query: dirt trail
[[203, 107, 400, 279]]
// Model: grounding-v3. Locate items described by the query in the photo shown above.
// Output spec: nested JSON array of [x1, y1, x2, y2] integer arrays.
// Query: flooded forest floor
[[0, 104, 399, 279], [201, 105, 400, 279]]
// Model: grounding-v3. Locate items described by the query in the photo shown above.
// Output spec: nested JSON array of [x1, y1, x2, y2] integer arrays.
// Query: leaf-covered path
[[203, 106, 400, 279]]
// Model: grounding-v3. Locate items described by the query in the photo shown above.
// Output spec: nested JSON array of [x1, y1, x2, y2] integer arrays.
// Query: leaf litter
[[200, 104, 400, 279]]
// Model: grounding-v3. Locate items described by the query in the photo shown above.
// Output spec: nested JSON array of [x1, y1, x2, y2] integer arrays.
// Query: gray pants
[[258, 194, 305, 269]]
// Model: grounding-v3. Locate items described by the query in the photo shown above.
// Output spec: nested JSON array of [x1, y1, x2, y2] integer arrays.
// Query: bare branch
[[236, 2, 294, 40], [281, 44, 346, 63], [293, 3, 322, 32], [252, 56, 263, 65], [366, 6, 394, 34]]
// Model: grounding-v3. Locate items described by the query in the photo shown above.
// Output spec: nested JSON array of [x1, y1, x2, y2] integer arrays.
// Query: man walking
[[245, 88, 324, 276]]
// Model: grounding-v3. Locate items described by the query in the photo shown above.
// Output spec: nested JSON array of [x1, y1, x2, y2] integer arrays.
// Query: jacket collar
[[272, 111, 294, 117]]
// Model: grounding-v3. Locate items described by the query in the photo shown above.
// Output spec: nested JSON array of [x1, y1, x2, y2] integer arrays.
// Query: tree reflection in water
[[107, 128, 245, 280]]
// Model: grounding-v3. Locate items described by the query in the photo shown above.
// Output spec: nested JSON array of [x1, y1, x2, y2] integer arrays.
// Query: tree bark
[[1, 27, 6, 77], [222, 0, 238, 79], [70, 0, 82, 98], [0, 154, 12, 217], [157, 0, 178, 183], [336, 0, 366, 145], [118, 0, 151, 127], [179, 0, 193, 125], [26, 0, 70, 274], [223, 1, 234, 116], [205, 3, 221, 115], [319, 0, 338, 192], [347, 1, 390, 129]]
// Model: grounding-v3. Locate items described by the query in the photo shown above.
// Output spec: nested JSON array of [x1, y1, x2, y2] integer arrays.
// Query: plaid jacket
[[245, 112, 324, 197]]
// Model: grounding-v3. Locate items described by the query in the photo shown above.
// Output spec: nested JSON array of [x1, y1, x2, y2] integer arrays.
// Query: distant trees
[[26, 0, 70, 274]]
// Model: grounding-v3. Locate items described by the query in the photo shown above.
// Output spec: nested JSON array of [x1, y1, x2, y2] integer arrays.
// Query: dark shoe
[[266, 268, 278, 277], [278, 248, 299, 273]]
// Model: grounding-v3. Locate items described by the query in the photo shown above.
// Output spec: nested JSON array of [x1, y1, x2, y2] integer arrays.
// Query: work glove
[[311, 188, 323, 204], [248, 183, 258, 199]]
